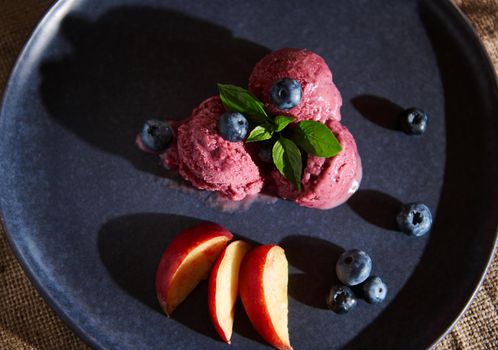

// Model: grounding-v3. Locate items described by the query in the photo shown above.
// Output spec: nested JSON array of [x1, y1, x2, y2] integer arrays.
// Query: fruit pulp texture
[[210, 241, 252, 342], [263, 247, 290, 348], [165, 237, 229, 314]]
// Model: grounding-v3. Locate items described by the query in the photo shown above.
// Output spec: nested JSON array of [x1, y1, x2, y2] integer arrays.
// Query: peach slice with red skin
[[239, 245, 292, 350], [155, 222, 232, 316], [208, 240, 252, 343]]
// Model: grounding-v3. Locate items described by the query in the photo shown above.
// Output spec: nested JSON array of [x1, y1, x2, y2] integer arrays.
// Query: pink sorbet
[[173, 96, 263, 200], [272, 120, 362, 209], [248, 48, 342, 123]]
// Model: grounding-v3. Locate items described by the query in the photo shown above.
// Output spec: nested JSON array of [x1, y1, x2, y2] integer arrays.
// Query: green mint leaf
[[274, 115, 294, 132], [217, 84, 269, 124], [272, 137, 302, 191], [292, 120, 342, 157], [246, 124, 274, 142]]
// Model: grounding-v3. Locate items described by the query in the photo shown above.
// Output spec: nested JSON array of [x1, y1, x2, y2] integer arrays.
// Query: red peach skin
[[239, 245, 292, 350]]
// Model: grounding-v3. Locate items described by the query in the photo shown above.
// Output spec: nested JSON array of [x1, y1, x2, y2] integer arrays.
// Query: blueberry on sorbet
[[217, 112, 249, 142], [140, 119, 173, 152], [270, 78, 302, 110]]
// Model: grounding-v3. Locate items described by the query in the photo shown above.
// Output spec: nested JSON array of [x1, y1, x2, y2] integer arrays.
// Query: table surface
[[0, 0, 496, 349]]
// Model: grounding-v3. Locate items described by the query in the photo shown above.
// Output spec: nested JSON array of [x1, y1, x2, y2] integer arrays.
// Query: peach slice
[[155, 222, 232, 316], [208, 240, 252, 343], [239, 245, 292, 350]]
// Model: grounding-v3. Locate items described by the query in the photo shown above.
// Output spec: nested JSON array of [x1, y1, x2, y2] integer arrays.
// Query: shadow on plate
[[39, 7, 269, 176], [280, 235, 343, 309], [97, 213, 265, 345], [351, 95, 403, 131], [347, 189, 402, 231], [345, 1, 498, 348], [97, 214, 200, 307]]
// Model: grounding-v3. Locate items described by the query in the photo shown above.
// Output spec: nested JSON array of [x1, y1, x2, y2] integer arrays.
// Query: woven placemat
[[0, 1, 496, 349]]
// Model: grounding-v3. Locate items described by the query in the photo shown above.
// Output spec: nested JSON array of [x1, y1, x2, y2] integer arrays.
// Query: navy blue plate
[[1, 0, 497, 349]]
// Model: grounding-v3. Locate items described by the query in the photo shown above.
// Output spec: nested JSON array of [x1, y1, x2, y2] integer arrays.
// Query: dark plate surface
[[0, 0, 497, 349]]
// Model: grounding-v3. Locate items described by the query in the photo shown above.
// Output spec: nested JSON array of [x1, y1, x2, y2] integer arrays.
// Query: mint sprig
[[292, 120, 342, 157], [246, 124, 273, 142], [217, 83, 343, 191], [274, 115, 294, 132], [217, 84, 269, 124], [273, 137, 302, 191]]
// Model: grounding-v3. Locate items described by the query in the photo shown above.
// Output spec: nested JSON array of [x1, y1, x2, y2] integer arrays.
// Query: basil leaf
[[292, 120, 342, 157], [246, 124, 274, 142], [274, 115, 294, 132], [217, 84, 269, 124], [272, 137, 302, 191]]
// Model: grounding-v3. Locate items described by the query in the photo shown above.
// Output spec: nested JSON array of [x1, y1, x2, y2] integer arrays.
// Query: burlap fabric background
[[0, 1, 496, 349]]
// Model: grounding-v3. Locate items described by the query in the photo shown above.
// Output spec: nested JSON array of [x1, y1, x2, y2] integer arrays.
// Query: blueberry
[[217, 112, 249, 142], [258, 139, 274, 163], [396, 203, 432, 237], [326, 285, 357, 314], [362, 276, 388, 304], [140, 119, 172, 152], [270, 78, 302, 110], [336, 249, 372, 286], [399, 108, 428, 135]]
